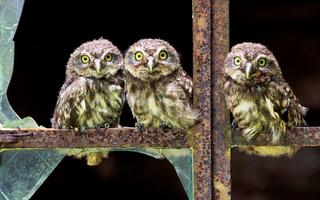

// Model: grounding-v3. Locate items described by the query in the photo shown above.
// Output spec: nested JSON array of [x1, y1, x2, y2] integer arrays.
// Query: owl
[[52, 38, 124, 165], [223, 42, 307, 145], [124, 39, 198, 130]]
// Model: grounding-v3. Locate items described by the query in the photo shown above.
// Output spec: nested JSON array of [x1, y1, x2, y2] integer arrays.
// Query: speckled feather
[[52, 77, 124, 130], [52, 39, 124, 130], [223, 42, 307, 144], [124, 39, 198, 129], [52, 39, 124, 166]]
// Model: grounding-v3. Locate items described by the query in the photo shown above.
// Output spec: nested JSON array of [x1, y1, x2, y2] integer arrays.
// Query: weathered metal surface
[[0, 132, 33, 143], [288, 127, 320, 146], [0, 128, 189, 148], [211, 1, 231, 200], [192, 0, 213, 199], [233, 127, 320, 146]]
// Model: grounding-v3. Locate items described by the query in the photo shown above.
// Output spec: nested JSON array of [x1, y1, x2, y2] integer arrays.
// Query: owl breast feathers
[[124, 39, 198, 129], [223, 42, 307, 144], [52, 39, 125, 131]]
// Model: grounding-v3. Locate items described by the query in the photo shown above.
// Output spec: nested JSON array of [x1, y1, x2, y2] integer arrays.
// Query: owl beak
[[147, 57, 155, 72], [94, 59, 101, 74], [245, 63, 252, 79]]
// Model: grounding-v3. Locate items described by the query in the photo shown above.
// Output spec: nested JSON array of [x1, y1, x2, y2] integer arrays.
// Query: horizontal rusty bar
[[0, 128, 189, 148], [287, 127, 320, 146], [232, 127, 320, 146], [0, 132, 33, 143]]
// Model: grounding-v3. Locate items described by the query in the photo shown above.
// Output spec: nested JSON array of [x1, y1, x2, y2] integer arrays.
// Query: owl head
[[124, 39, 180, 82], [224, 42, 282, 85], [67, 39, 123, 79]]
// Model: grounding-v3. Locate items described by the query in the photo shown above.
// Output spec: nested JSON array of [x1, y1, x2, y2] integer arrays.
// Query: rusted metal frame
[[233, 127, 320, 146], [192, 0, 213, 199], [0, 128, 189, 148], [211, 0, 231, 200], [0, 132, 32, 144], [287, 127, 320, 146]]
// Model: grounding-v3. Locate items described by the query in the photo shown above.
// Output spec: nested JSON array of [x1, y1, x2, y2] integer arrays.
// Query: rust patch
[[211, 0, 231, 200], [233, 127, 320, 146], [0, 128, 188, 148], [287, 127, 320, 146], [192, 0, 213, 199], [0, 132, 33, 144]]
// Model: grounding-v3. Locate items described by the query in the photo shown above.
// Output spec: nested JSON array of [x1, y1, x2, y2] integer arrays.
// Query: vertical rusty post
[[212, 1, 231, 200], [192, 0, 212, 199]]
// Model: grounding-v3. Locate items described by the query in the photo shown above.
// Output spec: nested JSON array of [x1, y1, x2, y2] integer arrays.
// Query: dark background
[[8, 0, 320, 199], [231, 1, 320, 200], [12, 0, 192, 199]]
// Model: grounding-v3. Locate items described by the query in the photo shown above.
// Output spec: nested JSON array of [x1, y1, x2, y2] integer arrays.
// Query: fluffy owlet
[[223, 42, 307, 146], [124, 39, 198, 130], [52, 38, 124, 165]]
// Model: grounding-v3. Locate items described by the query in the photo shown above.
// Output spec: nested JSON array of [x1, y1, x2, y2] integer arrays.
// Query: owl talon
[[103, 123, 110, 128], [94, 123, 110, 131], [73, 127, 82, 132], [73, 127, 86, 134], [159, 122, 173, 129], [231, 120, 238, 129], [135, 122, 144, 132]]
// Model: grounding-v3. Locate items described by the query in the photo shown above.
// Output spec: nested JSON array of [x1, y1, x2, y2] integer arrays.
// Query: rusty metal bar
[[287, 127, 320, 146], [0, 132, 32, 143], [192, 0, 213, 199], [0, 128, 189, 148], [233, 127, 320, 146], [211, 0, 231, 200]]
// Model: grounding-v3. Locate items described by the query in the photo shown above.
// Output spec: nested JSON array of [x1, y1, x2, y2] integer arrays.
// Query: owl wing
[[175, 68, 193, 98], [59, 72, 78, 96], [269, 80, 307, 127], [52, 78, 86, 129]]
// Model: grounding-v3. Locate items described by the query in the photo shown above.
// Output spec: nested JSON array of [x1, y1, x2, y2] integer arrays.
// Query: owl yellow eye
[[104, 53, 113, 62], [257, 58, 267, 67], [233, 56, 242, 66], [158, 50, 168, 60], [135, 51, 143, 61], [80, 55, 90, 64]]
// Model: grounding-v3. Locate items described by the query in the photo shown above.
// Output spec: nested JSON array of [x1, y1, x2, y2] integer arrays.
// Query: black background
[[231, 1, 320, 200], [8, 0, 320, 199], [13, 0, 192, 199]]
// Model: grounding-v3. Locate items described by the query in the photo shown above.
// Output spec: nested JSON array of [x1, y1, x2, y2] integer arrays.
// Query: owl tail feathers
[[67, 148, 109, 166], [87, 152, 103, 166], [237, 146, 299, 157], [300, 105, 308, 116], [179, 109, 201, 130]]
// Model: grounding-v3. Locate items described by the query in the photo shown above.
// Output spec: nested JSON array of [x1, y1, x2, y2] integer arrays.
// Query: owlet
[[223, 42, 307, 145], [124, 39, 198, 130], [52, 38, 124, 165]]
